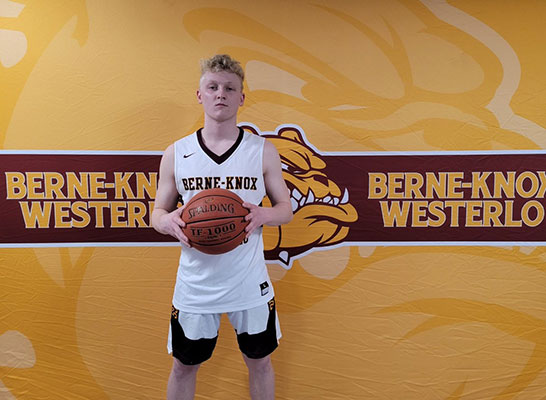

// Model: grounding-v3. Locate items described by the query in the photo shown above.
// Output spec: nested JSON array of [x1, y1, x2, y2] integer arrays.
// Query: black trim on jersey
[[196, 127, 244, 165]]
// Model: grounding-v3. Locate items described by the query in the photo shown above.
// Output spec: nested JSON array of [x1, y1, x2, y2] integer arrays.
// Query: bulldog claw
[[278, 251, 290, 265]]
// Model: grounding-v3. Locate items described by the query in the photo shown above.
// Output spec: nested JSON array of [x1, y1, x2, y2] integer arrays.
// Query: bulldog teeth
[[340, 188, 349, 204], [289, 186, 349, 211], [291, 198, 299, 212], [306, 189, 315, 204]]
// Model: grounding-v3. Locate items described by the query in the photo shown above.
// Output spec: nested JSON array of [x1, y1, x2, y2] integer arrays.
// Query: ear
[[240, 92, 245, 106], [196, 89, 202, 104], [279, 128, 305, 144]]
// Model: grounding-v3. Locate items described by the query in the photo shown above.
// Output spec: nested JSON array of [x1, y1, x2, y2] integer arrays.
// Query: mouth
[[287, 183, 350, 213]]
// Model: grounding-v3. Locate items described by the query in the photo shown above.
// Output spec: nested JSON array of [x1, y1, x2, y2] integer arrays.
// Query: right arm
[[151, 144, 190, 246]]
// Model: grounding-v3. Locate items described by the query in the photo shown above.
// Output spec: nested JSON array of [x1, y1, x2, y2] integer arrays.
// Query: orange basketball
[[181, 188, 249, 254]]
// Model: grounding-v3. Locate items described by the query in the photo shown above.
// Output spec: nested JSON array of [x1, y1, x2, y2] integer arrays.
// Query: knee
[[243, 355, 273, 375], [171, 357, 200, 379]]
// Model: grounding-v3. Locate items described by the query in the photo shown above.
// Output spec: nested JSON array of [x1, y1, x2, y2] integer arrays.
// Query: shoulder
[[164, 143, 175, 154], [168, 132, 199, 156], [175, 131, 198, 146], [263, 138, 279, 158], [161, 143, 175, 160], [158, 144, 175, 174], [262, 138, 282, 173], [242, 130, 266, 144], [241, 132, 279, 160]]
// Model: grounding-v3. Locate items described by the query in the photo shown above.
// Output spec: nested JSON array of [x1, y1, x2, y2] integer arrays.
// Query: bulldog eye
[[312, 174, 329, 186], [284, 164, 304, 175]]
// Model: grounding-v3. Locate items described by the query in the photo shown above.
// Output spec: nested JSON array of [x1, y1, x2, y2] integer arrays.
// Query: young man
[[152, 54, 292, 400]]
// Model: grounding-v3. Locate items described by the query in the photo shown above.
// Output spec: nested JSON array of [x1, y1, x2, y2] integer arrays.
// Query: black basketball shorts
[[168, 298, 281, 365]]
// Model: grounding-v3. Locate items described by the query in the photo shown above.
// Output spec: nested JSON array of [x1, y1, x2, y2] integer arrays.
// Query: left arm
[[243, 140, 293, 235]]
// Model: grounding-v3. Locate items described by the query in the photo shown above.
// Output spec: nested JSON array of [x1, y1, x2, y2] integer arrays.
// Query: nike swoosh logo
[[183, 153, 195, 158]]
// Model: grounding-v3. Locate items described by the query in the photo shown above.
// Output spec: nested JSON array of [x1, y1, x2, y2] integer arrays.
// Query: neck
[[202, 116, 239, 140]]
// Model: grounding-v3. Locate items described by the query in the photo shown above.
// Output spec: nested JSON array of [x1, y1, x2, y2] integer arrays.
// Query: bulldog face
[[243, 124, 358, 266]]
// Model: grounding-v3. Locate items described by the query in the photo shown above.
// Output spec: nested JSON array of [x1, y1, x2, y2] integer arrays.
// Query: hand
[[242, 202, 271, 237], [160, 207, 191, 247]]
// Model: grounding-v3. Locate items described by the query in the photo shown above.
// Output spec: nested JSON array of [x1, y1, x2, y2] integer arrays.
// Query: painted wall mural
[[2, 1, 546, 399]]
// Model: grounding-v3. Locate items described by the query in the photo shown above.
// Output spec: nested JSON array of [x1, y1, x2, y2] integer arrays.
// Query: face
[[197, 71, 245, 123]]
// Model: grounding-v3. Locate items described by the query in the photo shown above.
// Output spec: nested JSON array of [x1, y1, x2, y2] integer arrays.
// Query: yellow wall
[[3, 1, 546, 399]]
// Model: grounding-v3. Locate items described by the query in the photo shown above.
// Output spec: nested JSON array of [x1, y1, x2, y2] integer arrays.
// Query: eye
[[285, 165, 304, 175], [313, 174, 329, 186]]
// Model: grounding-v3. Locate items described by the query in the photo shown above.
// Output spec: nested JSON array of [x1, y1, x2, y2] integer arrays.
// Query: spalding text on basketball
[[186, 203, 236, 220]]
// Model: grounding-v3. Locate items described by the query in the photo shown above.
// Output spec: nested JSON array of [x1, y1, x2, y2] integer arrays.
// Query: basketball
[[181, 188, 249, 254]]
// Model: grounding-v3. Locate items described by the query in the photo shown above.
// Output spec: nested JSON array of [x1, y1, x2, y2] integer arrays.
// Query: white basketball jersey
[[171, 128, 274, 313]]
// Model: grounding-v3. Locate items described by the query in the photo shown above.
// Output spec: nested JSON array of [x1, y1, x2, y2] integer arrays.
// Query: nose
[[216, 89, 226, 99]]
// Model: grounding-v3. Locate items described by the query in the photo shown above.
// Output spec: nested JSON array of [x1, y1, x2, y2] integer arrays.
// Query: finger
[[175, 206, 185, 214], [175, 229, 188, 246], [242, 202, 255, 210], [173, 208, 186, 227], [245, 221, 255, 233], [171, 228, 183, 242], [245, 225, 255, 238], [179, 230, 191, 246], [174, 218, 185, 228], [180, 237, 191, 247], [170, 222, 185, 239]]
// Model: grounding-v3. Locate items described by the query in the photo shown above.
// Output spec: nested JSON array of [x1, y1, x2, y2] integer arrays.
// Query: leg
[[168, 307, 220, 399], [243, 354, 275, 400], [230, 299, 280, 399], [167, 357, 200, 400]]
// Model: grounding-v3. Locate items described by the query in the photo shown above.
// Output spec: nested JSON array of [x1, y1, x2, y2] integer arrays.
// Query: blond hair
[[200, 54, 244, 87]]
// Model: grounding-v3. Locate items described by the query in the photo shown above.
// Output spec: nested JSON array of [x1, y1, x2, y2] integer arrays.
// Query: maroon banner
[[3, 146, 546, 258], [0, 152, 169, 245], [327, 153, 546, 243]]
